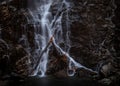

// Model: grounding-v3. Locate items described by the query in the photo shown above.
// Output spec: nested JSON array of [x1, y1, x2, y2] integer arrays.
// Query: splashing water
[[25, 0, 97, 77]]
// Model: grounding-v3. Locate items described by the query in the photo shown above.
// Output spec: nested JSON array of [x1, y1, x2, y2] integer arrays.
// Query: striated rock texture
[[69, 0, 115, 66], [0, 1, 34, 77], [0, 0, 119, 85]]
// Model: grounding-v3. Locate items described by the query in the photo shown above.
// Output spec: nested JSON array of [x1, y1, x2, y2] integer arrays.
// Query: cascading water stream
[[26, 0, 97, 77]]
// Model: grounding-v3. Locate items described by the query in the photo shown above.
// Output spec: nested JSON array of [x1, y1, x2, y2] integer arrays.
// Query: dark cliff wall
[[0, 0, 120, 85], [69, 0, 115, 68], [113, 0, 120, 66]]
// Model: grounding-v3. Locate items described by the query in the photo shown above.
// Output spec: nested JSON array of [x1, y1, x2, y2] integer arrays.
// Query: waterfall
[[24, 0, 97, 77]]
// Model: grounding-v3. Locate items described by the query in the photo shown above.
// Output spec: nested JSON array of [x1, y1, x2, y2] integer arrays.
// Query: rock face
[[69, 0, 115, 67], [0, 1, 34, 77], [0, 0, 119, 85], [113, 0, 120, 70]]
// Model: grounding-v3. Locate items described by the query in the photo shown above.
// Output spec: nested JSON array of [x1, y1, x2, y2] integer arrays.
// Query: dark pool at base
[[5, 76, 104, 86]]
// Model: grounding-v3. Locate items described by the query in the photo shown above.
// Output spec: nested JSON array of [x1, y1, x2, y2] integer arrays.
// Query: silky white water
[[25, 0, 97, 77]]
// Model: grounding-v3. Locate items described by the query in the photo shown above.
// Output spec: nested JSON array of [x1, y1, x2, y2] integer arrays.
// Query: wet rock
[[98, 74, 119, 86], [53, 69, 68, 78], [0, 0, 119, 83], [0, 1, 35, 78], [75, 68, 97, 78], [0, 39, 9, 57], [96, 61, 115, 79], [100, 62, 113, 77], [10, 0, 27, 9], [46, 55, 67, 76], [68, 0, 115, 68], [99, 78, 112, 85], [9, 44, 33, 76], [0, 39, 10, 76]]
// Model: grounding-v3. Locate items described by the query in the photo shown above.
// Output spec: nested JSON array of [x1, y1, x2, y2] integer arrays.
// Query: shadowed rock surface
[[0, 0, 120, 86]]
